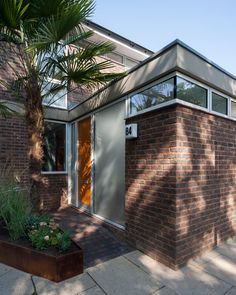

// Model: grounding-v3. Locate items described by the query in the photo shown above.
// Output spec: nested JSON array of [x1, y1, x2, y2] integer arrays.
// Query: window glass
[[130, 78, 174, 114], [212, 92, 228, 115], [43, 122, 66, 172], [107, 52, 124, 64], [42, 81, 67, 108], [176, 77, 207, 108], [231, 100, 236, 118], [126, 58, 138, 69]]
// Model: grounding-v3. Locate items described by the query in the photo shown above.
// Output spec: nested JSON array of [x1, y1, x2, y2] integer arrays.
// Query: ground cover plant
[[0, 176, 71, 252]]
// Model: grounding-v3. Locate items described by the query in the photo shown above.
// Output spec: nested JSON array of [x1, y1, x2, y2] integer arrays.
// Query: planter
[[0, 229, 83, 282]]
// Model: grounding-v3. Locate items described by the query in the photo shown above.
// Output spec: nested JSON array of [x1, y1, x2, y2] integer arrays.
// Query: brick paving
[[53, 206, 132, 268]]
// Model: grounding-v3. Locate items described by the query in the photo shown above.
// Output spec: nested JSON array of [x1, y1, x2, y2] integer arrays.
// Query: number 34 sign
[[125, 124, 138, 139]]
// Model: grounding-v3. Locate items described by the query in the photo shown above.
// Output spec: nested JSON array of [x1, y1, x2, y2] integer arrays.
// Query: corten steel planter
[[0, 231, 83, 282]]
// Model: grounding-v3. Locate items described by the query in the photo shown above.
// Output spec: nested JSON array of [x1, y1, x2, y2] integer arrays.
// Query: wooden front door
[[78, 117, 91, 208]]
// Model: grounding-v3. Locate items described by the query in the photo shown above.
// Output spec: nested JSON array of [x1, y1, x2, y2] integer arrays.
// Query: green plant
[[0, 0, 125, 210], [26, 214, 51, 231], [28, 216, 71, 252], [0, 179, 31, 240]]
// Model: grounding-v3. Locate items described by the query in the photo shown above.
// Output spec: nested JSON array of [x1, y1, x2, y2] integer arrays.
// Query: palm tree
[[0, 0, 124, 210]]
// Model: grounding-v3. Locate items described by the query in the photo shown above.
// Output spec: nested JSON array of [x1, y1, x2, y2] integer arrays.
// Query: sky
[[92, 0, 236, 76]]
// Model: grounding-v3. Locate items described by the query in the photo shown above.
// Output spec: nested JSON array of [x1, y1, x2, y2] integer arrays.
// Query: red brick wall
[[39, 174, 68, 211], [125, 104, 236, 269], [0, 42, 68, 211], [0, 116, 29, 185], [175, 104, 236, 266], [125, 105, 178, 269], [0, 43, 25, 104], [0, 42, 29, 185]]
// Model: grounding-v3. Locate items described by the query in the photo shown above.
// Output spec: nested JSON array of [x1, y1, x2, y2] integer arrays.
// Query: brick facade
[[0, 42, 68, 211], [0, 116, 29, 185], [0, 43, 29, 186], [125, 104, 236, 269], [175, 104, 236, 266], [125, 105, 178, 268], [39, 174, 68, 211]]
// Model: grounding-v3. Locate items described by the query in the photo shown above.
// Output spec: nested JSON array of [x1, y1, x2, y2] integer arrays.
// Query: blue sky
[[93, 0, 236, 75]]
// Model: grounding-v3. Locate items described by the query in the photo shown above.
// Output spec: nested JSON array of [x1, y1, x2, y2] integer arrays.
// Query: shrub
[[28, 215, 71, 252], [0, 179, 31, 240]]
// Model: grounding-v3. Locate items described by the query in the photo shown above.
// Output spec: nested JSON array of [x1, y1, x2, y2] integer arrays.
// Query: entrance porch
[[53, 206, 132, 268]]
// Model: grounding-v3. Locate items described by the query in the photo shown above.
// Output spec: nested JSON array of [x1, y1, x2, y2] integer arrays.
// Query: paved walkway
[[0, 237, 235, 294], [53, 207, 132, 268]]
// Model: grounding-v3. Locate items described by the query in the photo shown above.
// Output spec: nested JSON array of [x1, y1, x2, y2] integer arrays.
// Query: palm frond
[[0, 101, 19, 118], [27, 0, 95, 52], [0, 0, 29, 29], [40, 40, 126, 88], [62, 30, 94, 46], [0, 0, 30, 43]]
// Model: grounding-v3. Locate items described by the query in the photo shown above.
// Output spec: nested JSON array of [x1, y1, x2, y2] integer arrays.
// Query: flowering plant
[[27, 215, 71, 252]]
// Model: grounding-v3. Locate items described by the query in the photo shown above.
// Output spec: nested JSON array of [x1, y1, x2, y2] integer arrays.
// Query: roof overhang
[[45, 39, 236, 122]]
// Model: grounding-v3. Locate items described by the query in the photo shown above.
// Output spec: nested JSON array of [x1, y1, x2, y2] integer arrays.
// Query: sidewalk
[[0, 238, 235, 295]]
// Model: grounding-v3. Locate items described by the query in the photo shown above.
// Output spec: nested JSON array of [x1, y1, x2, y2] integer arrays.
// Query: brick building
[[0, 20, 235, 269]]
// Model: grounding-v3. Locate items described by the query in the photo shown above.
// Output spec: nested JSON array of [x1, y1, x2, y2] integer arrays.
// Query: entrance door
[[94, 101, 125, 226], [78, 117, 91, 209]]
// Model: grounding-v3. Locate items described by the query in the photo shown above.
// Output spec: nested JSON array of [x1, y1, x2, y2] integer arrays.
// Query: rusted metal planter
[[0, 234, 83, 282]]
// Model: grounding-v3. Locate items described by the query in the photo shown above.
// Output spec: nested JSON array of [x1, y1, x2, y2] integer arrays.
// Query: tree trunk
[[25, 76, 44, 212]]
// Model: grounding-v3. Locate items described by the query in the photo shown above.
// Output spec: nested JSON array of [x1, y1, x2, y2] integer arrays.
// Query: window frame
[[41, 119, 68, 175], [127, 72, 176, 117], [41, 44, 68, 110], [42, 78, 68, 110], [124, 56, 139, 69], [176, 75, 208, 109], [230, 98, 236, 118], [210, 89, 229, 116], [129, 76, 175, 115], [126, 71, 236, 122]]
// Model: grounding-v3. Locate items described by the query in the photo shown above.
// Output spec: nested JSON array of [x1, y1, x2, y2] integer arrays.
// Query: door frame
[[69, 97, 128, 229], [72, 114, 94, 213]]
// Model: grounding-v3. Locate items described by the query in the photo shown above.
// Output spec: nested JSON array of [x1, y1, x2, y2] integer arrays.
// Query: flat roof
[[126, 39, 236, 80], [45, 38, 236, 122]]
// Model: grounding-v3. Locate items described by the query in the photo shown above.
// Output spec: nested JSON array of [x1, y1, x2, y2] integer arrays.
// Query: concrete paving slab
[[0, 263, 12, 277], [33, 272, 96, 295], [0, 268, 33, 295], [187, 249, 221, 267], [196, 253, 236, 286], [226, 237, 236, 246], [125, 250, 232, 295], [225, 287, 236, 295], [152, 286, 179, 295], [78, 286, 105, 294], [87, 256, 163, 295], [216, 244, 236, 262]]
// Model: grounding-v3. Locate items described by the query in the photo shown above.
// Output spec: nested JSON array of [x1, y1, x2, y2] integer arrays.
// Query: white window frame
[[41, 119, 68, 175], [127, 72, 177, 117], [42, 78, 68, 110], [41, 44, 68, 110], [230, 98, 236, 118], [210, 88, 230, 117], [176, 73, 208, 109], [124, 56, 139, 70], [126, 71, 236, 123]]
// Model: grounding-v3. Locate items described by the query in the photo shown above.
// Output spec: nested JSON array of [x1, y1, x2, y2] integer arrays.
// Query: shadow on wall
[[125, 104, 236, 268], [175, 105, 236, 265]]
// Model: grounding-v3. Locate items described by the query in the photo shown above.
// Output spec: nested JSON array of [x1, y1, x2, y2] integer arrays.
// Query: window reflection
[[42, 122, 66, 172], [212, 92, 228, 115], [130, 78, 175, 114], [176, 77, 207, 108]]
